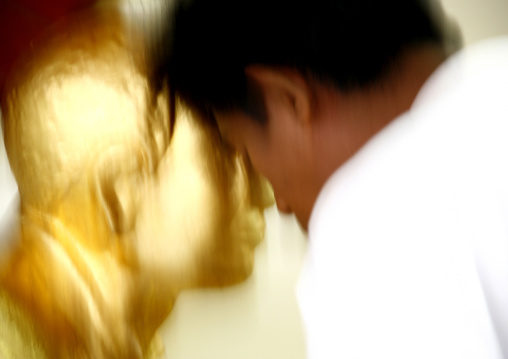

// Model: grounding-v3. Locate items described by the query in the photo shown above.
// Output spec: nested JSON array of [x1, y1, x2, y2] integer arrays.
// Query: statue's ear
[[94, 146, 146, 234]]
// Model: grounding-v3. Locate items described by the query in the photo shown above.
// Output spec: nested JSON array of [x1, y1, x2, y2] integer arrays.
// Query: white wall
[[440, 0, 508, 45], [0, 114, 17, 221]]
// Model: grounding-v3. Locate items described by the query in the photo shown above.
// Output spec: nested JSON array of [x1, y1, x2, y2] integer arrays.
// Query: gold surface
[[0, 7, 273, 359]]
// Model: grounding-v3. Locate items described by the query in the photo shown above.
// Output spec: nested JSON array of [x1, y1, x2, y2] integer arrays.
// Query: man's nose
[[275, 194, 291, 214]]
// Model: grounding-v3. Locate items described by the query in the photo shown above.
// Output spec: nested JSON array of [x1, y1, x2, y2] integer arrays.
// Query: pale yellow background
[[1, 1, 508, 358]]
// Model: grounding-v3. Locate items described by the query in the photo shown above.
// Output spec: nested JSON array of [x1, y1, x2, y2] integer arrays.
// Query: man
[[162, 0, 508, 357]]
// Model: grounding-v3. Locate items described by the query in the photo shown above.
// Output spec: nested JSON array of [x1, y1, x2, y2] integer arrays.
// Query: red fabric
[[0, 0, 96, 94]]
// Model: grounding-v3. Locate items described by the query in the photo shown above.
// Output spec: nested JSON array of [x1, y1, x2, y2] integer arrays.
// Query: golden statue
[[0, 5, 273, 358]]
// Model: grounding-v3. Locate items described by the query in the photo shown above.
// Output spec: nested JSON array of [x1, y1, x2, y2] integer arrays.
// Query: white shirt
[[298, 37, 508, 359]]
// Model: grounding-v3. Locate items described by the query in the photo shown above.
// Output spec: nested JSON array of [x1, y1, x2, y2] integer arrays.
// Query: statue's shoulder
[[0, 289, 49, 359]]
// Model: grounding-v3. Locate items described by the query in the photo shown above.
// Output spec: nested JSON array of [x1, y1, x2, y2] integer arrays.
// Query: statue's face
[[2, 8, 272, 293], [135, 106, 270, 288]]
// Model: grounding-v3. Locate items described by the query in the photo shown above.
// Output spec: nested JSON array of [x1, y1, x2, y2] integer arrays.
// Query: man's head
[[162, 0, 454, 229]]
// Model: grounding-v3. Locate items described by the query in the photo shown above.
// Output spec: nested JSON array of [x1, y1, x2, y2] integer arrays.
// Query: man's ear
[[245, 65, 312, 125]]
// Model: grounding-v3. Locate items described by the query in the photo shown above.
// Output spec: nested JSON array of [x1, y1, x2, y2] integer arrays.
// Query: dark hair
[[159, 0, 444, 120]]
